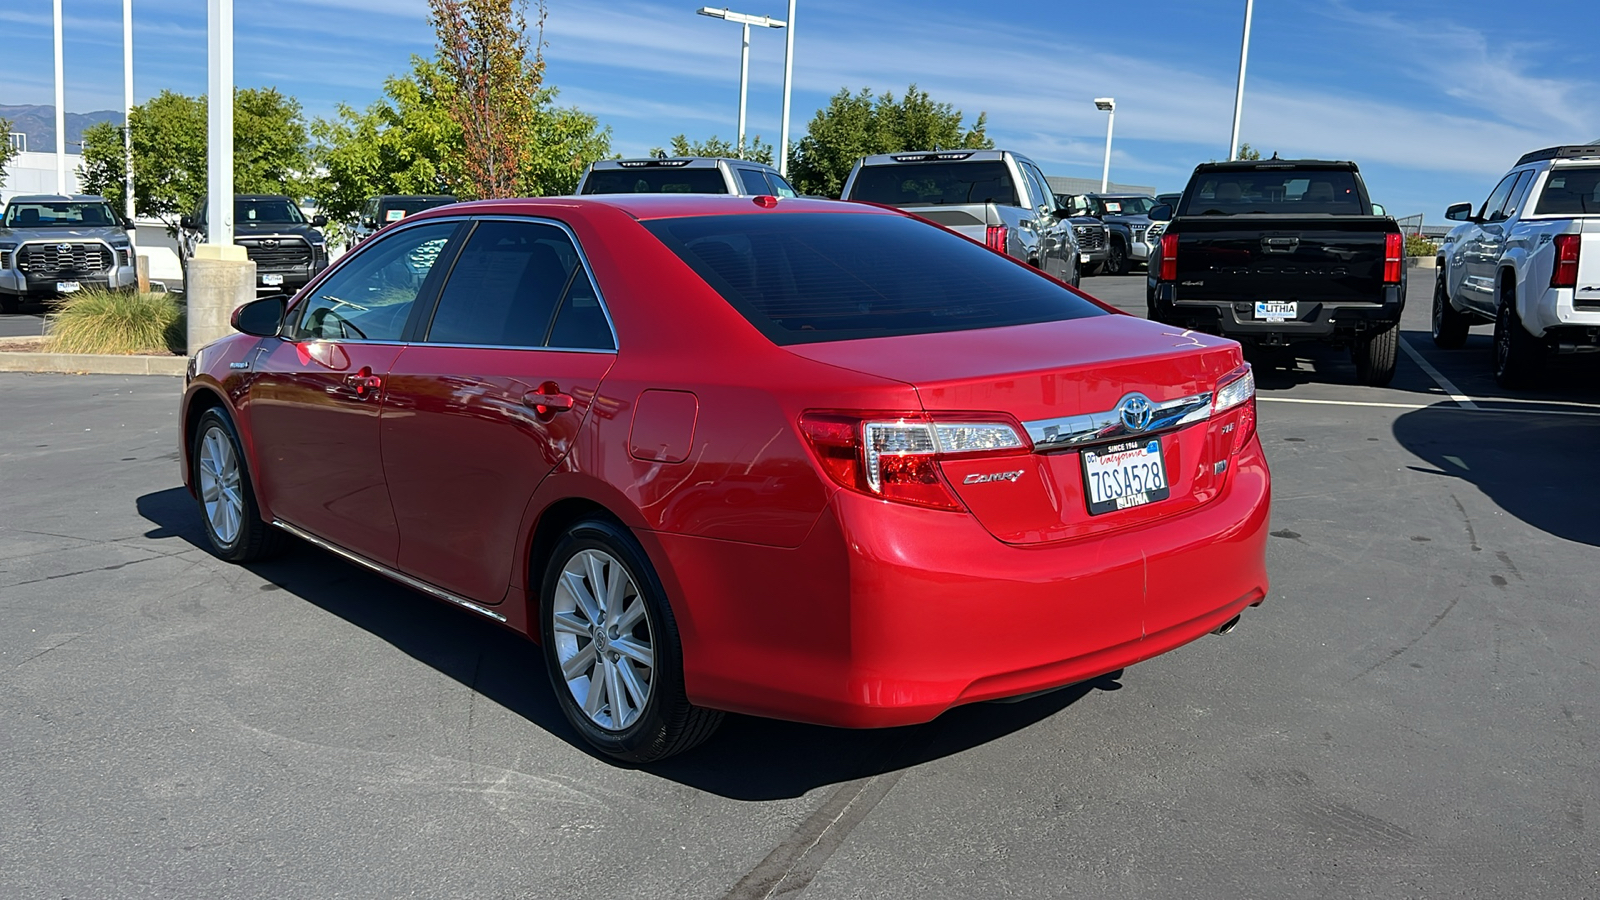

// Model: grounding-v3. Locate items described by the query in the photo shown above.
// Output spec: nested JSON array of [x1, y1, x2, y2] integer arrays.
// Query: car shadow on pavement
[[1391, 403, 1600, 547], [137, 486, 1115, 800]]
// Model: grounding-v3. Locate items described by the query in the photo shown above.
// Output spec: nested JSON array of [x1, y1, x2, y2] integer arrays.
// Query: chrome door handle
[[343, 367, 382, 399]]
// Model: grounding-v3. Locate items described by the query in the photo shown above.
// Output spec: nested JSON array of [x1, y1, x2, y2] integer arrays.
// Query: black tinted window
[[236, 197, 304, 224], [547, 270, 614, 350], [847, 162, 1018, 207], [1535, 167, 1600, 215], [426, 220, 584, 347], [736, 169, 771, 195], [643, 212, 1106, 345], [1178, 169, 1364, 215], [582, 167, 727, 194]]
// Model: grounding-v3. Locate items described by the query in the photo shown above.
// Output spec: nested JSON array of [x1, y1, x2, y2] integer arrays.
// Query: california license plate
[[1082, 438, 1170, 515], [262, 273, 284, 286], [1255, 301, 1296, 322], [56, 281, 80, 293]]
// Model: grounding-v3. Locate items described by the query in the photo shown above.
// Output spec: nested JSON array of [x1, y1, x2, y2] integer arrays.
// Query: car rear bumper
[[656, 436, 1271, 728], [1527, 285, 1600, 338], [1155, 283, 1405, 343]]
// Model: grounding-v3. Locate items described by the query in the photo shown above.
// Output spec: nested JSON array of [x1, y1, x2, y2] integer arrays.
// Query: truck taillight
[[1159, 233, 1178, 281], [985, 226, 1007, 253], [1384, 232, 1403, 284], [1552, 234, 1581, 288], [799, 412, 1028, 511]]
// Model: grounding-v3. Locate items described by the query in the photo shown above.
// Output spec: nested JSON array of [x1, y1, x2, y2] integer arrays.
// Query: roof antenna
[[656, 149, 668, 160], [1271, 151, 1279, 159]]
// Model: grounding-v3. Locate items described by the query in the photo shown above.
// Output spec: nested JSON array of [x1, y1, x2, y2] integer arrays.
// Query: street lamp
[[1228, 0, 1254, 161], [1094, 97, 1115, 193], [696, 6, 786, 159]]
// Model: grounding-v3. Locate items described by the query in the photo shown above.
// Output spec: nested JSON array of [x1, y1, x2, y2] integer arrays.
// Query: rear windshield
[[379, 197, 454, 220], [642, 212, 1105, 345], [1178, 169, 1364, 216], [847, 161, 1019, 207], [582, 167, 727, 195], [1535, 167, 1600, 215]]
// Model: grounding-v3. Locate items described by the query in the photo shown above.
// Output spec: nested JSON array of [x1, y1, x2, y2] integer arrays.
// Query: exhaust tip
[[1213, 614, 1241, 636]]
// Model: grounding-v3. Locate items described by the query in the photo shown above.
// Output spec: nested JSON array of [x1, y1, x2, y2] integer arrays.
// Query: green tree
[[789, 85, 992, 197], [1235, 142, 1263, 161], [648, 134, 774, 166], [79, 88, 311, 228], [0, 117, 18, 182]]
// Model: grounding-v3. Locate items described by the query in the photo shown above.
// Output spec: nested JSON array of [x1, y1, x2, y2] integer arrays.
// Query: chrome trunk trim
[[1024, 390, 1214, 451], [271, 519, 509, 623]]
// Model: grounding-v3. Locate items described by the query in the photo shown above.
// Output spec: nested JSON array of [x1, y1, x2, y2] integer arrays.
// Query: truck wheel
[[1492, 287, 1547, 389], [1352, 322, 1399, 386], [1431, 272, 1470, 349], [1106, 240, 1128, 276], [1069, 257, 1081, 289], [0, 295, 19, 314]]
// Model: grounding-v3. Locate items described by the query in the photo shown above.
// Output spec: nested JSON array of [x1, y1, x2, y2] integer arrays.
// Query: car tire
[[1493, 286, 1547, 389], [0, 295, 19, 314], [539, 516, 722, 763], [1352, 322, 1399, 386], [192, 407, 286, 562], [1069, 257, 1081, 289], [1106, 240, 1128, 276], [1431, 272, 1470, 349]]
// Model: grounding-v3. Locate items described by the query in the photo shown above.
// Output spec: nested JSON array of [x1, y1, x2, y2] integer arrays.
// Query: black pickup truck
[[1146, 159, 1406, 385]]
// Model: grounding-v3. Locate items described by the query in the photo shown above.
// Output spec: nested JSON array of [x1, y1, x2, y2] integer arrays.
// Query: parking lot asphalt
[[3, 269, 1598, 898], [0, 310, 47, 339]]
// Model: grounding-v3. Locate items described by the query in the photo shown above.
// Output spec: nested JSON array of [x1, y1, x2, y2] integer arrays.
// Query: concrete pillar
[[186, 243, 253, 353]]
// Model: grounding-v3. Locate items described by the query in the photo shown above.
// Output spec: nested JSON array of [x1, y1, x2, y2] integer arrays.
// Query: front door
[[380, 218, 618, 605], [246, 219, 462, 566], [1461, 171, 1522, 313]]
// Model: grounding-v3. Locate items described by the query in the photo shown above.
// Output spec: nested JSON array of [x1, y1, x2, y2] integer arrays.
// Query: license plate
[[56, 281, 80, 293], [1082, 438, 1170, 515], [1079, 252, 1091, 263], [262, 273, 284, 286], [1254, 301, 1296, 322]]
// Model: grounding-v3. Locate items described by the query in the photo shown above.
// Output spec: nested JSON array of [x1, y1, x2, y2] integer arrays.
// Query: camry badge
[[1118, 393, 1155, 432], [963, 470, 1024, 485]]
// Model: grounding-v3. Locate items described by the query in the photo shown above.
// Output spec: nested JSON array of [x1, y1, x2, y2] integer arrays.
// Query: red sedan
[[181, 195, 1269, 761]]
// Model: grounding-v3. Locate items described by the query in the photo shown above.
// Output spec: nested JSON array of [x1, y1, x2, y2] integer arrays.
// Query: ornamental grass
[[45, 289, 185, 356]]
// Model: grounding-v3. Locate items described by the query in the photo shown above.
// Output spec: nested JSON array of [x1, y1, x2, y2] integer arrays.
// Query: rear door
[[380, 217, 617, 605]]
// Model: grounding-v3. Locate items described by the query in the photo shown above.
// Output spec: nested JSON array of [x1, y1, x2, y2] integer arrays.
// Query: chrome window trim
[[272, 519, 508, 623], [289, 216, 468, 340], [1024, 390, 1214, 451], [408, 341, 617, 355], [428, 214, 621, 352]]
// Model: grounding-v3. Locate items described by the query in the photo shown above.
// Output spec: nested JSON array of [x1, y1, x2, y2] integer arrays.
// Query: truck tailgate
[[896, 204, 996, 244], [1174, 215, 1395, 305]]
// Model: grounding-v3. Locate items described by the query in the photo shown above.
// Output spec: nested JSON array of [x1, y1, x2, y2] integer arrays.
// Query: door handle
[[343, 366, 383, 399], [523, 382, 575, 417]]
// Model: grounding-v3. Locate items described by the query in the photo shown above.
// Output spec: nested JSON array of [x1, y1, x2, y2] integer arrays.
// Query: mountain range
[[1, 105, 124, 153]]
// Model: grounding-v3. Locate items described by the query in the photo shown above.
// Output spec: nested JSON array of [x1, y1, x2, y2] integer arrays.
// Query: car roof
[[1193, 159, 1359, 173], [410, 194, 887, 223], [589, 157, 781, 173], [7, 194, 110, 203], [1517, 145, 1600, 166]]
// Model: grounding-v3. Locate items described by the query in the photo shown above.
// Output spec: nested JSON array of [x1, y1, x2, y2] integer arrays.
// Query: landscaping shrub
[[46, 289, 185, 355], [1404, 233, 1438, 259]]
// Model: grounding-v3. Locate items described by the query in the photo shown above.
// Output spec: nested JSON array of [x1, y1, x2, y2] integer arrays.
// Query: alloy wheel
[[551, 548, 656, 732], [197, 425, 245, 546]]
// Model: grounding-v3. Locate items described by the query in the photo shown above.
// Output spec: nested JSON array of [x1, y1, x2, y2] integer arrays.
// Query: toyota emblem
[[56, 243, 71, 253], [261, 239, 279, 248], [1117, 393, 1155, 432]]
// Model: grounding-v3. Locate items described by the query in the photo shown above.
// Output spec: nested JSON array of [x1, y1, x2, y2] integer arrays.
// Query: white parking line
[[1258, 396, 1600, 418], [1398, 337, 1479, 409]]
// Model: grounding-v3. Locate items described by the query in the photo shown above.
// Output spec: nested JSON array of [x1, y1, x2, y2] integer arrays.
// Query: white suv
[[1434, 144, 1600, 386]]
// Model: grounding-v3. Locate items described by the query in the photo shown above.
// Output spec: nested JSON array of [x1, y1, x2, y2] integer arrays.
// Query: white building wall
[[1, 151, 86, 205]]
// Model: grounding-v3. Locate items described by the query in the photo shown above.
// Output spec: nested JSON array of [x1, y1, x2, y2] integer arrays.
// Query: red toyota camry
[[181, 194, 1269, 761]]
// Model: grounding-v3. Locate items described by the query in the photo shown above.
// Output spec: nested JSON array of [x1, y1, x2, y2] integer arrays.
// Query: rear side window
[[1535, 167, 1600, 215], [847, 162, 1018, 207], [582, 167, 727, 194], [425, 220, 604, 349], [1179, 169, 1364, 215], [736, 169, 771, 195], [642, 212, 1106, 345]]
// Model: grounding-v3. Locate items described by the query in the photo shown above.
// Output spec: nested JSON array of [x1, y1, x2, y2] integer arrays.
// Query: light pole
[[124, 0, 135, 229], [207, 0, 233, 249], [53, 0, 66, 194], [1228, 0, 1254, 162], [696, 7, 786, 159], [1094, 97, 1115, 193], [778, 0, 795, 177]]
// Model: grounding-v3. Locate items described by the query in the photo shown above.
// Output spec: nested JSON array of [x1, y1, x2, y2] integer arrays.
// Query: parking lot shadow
[[136, 486, 1112, 800], [1392, 404, 1600, 547]]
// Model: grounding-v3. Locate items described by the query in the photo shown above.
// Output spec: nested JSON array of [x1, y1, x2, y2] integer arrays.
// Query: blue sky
[[3, 0, 1596, 220]]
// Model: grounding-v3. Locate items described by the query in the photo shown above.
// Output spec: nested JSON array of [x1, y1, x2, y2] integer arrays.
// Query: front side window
[[766, 174, 798, 198], [643, 212, 1105, 345], [290, 221, 457, 342], [1534, 167, 1600, 215], [1491, 170, 1535, 222], [1477, 172, 1520, 222], [424, 220, 613, 351]]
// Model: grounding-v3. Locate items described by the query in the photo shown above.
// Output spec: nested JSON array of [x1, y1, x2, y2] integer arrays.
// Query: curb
[[0, 352, 187, 376]]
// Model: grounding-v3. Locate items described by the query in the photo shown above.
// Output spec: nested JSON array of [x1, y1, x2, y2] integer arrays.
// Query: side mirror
[[1148, 203, 1173, 222], [1371, 204, 1387, 216], [1051, 208, 1074, 220], [1445, 201, 1475, 223], [311, 214, 328, 228], [180, 215, 196, 231], [231, 294, 288, 338]]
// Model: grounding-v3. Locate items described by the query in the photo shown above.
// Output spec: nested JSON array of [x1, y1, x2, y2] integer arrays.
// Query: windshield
[[235, 197, 306, 225], [1098, 196, 1156, 215], [847, 162, 1019, 207], [3, 201, 120, 228], [582, 168, 728, 194], [1178, 169, 1365, 216], [379, 197, 455, 221], [643, 212, 1105, 345], [1535, 167, 1600, 215]]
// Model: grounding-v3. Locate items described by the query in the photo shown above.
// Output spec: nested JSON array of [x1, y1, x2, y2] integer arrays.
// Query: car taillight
[[1552, 234, 1581, 288], [1160, 233, 1178, 281], [1384, 232, 1403, 285], [985, 226, 1007, 253], [799, 412, 1028, 511], [1212, 366, 1256, 455]]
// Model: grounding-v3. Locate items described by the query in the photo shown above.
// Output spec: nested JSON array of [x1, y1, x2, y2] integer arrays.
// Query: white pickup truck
[[1434, 144, 1600, 387]]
